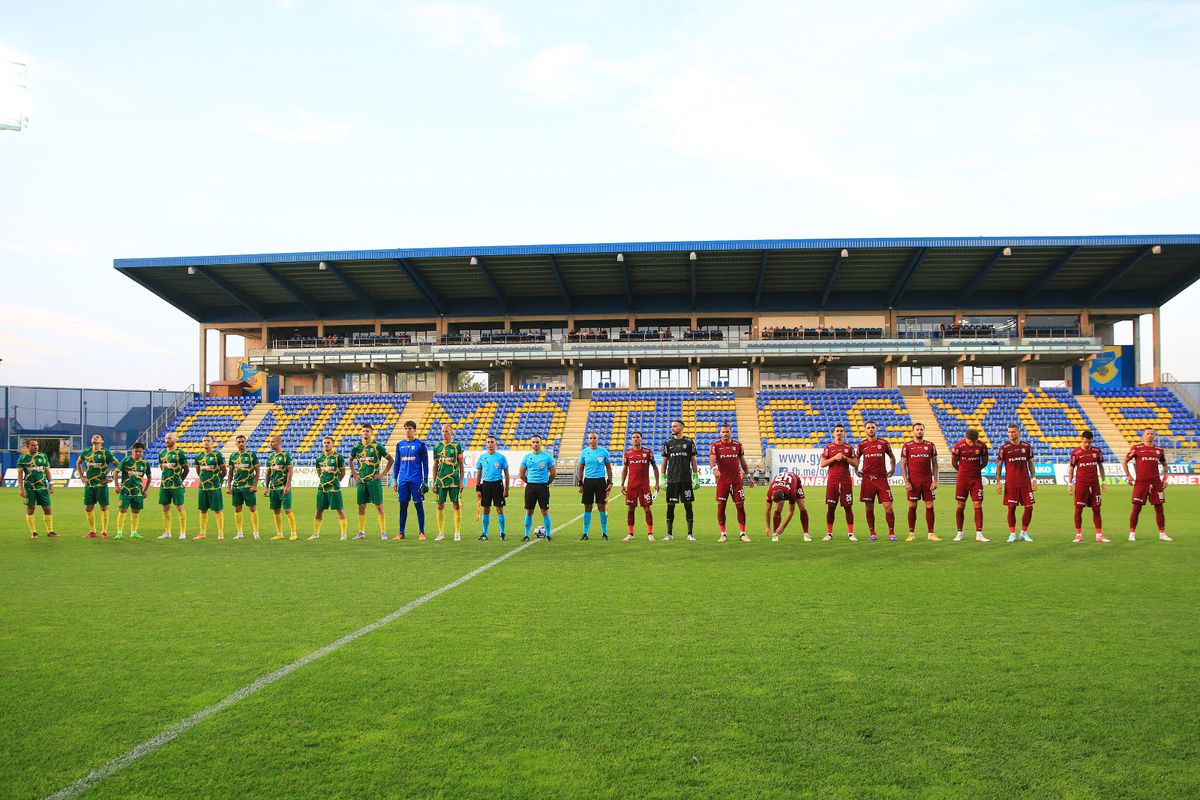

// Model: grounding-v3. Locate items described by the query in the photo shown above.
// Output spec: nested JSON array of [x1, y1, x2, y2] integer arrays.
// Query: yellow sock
[[436, 507, 445, 534], [130, 512, 139, 532], [235, 509, 244, 533], [177, 508, 188, 534], [199, 511, 208, 534], [43, 513, 53, 533], [313, 518, 322, 536], [116, 511, 126, 533], [274, 512, 283, 534], [286, 511, 297, 534], [163, 508, 172, 533], [100, 509, 109, 533], [339, 517, 348, 535], [215, 514, 225, 535], [250, 509, 259, 533], [357, 512, 367, 532], [86, 509, 96, 531], [376, 510, 387, 535], [454, 506, 462, 534], [25, 515, 36, 534]]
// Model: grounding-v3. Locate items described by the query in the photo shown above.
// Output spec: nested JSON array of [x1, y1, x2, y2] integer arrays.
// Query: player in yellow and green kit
[[433, 423, 465, 541], [17, 439, 57, 538], [350, 423, 393, 540], [76, 433, 118, 538], [226, 435, 261, 540], [265, 434, 297, 540], [114, 442, 151, 539], [193, 434, 227, 540], [312, 435, 347, 541], [157, 433, 190, 539]]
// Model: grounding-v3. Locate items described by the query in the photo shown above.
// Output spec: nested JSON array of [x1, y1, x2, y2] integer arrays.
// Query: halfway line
[[42, 512, 583, 800]]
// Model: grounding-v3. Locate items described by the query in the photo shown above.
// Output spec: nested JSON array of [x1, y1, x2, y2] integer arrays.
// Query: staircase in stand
[[1076, 394, 1130, 452], [734, 397, 764, 464], [222, 403, 274, 455]]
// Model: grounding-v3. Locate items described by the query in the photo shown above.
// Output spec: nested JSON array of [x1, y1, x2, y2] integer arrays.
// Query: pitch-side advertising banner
[[768, 449, 906, 486]]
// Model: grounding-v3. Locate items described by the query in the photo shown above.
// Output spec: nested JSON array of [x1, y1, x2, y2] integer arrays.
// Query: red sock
[[826, 505, 835, 533], [885, 508, 895, 535], [627, 506, 636, 529], [925, 506, 935, 534], [772, 509, 782, 531], [1155, 505, 1166, 532], [955, 506, 965, 531], [800, 508, 809, 533], [864, 503, 876, 534], [645, 508, 653, 533], [1073, 506, 1083, 531], [974, 505, 984, 532], [845, 507, 854, 527], [1007, 506, 1017, 533], [717, 501, 726, 532], [736, 503, 746, 532], [1130, 504, 1141, 531], [1092, 506, 1102, 533], [908, 505, 918, 531], [1021, 506, 1033, 531]]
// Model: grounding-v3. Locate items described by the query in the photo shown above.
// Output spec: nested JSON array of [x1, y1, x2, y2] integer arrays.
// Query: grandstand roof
[[115, 235, 1200, 323]]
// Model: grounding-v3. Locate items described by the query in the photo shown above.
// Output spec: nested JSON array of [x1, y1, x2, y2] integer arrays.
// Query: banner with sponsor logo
[[463, 450, 533, 487], [767, 448, 906, 487]]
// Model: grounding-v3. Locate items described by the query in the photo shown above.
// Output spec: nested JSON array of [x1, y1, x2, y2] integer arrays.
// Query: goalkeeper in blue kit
[[393, 420, 430, 540]]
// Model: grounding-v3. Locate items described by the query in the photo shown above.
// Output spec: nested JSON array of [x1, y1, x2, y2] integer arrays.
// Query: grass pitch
[[1, 486, 1198, 799]]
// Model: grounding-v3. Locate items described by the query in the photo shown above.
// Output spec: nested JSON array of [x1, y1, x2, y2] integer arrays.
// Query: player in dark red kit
[[996, 423, 1036, 542], [621, 431, 660, 541], [1123, 428, 1172, 542], [951, 428, 989, 542], [764, 469, 809, 542], [900, 422, 939, 541], [1067, 430, 1108, 542], [820, 424, 858, 541], [710, 424, 750, 541], [856, 420, 897, 541]]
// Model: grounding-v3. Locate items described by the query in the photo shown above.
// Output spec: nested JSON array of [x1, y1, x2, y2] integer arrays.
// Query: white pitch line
[[42, 512, 583, 800]]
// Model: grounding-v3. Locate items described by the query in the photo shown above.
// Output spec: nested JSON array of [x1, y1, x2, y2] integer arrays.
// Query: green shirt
[[16, 452, 51, 491], [351, 441, 388, 481], [433, 441, 464, 489], [265, 450, 293, 490], [194, 450, 226, 491], [228, 450, 259, 489], [159, 448, 189, 490], [79, 447, 118, 487], [118, 457, 150, 497], [315, 452, 346, 492]]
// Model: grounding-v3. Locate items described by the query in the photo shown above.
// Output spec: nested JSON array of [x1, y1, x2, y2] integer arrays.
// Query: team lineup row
[[14, 419, 1176, 544]]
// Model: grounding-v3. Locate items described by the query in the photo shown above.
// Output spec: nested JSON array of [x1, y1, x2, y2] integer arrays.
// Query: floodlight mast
[[0, 61, 30, 132]]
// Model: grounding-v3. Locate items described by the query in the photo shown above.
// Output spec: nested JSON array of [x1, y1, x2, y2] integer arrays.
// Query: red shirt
[[1126, 444, 1165, 483], [856, 437, 894, 479], [997, 441, 1034, 485], [768, 471, 800, 504], [623, 446, 654, 487], [709, 439, 745, 482], [901, 440, 937, 481], [952, 440, 989, 481], [822, 442, 856, 483], [1069, 446, 1103, 484]]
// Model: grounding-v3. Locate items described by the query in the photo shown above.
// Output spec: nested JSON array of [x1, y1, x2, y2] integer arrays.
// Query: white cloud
[[516, 43, 591, 102], [0, 305, 175, 360], [243, 111, 352, 145]]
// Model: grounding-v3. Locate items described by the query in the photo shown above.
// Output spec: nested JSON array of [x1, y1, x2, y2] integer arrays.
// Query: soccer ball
[[534, 525, 546, 538]]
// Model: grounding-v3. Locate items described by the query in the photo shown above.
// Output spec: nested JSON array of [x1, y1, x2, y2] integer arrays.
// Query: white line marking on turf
[[42, 512, 583, 800]]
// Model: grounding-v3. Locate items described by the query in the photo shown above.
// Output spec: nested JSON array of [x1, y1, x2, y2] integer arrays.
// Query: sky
[[1, 0, 1198, 390]]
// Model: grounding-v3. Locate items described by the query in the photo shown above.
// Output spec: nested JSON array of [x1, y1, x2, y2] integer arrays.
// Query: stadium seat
[[144, 397, 258, 461], [756, 389, 912, 452], [419, 391, 571, 455], [246, 394, 411, 466], [585, 389, 738, 464], [1092, 387, 1200, 449], [925, 388, 1114, 460]]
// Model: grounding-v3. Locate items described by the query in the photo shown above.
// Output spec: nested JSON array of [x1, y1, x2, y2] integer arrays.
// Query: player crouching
[[765, 470, 809, 542]]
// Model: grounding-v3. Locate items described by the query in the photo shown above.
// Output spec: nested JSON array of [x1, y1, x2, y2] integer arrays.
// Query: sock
[[544, 513, 552, 534], [498, 514, 506, 535], [925, 506, 935, 534], [800, 507, 809, 533], [86, 509, 96, 531], [436, 507, 445, 534], [599, 510, 608, 535], [100, 509, 109, 533], [1130, 504, 1141, 533], [525, 514, 533, 537], [1021, 506, 1033, 531], [414, 501, 425, 533], [666, 504, 675, 534], [645, 507, 654, 534], [1007, 506, 1017, 533], [25, 514, 36, 534], [376, 510, 387, 535], [684, 503, 694, 535], [199, 511, 209, 535], [235, 509, 244, 533], [627, 506, 636, 530], [583, 510, 593, 536], [339, 517, 348, 535], [215, 513, 225, 536], [399, 501, 409, 534], [909, 505, 919, 532], [826, 505, 835, 533], [974, 505, 983, 533], [44, 513, 53, 532], [163, 508, 172, 533], [130, 512, 139, 534], [454, 506, 461, 534], [1092, 506, 1102, 534], [844, 507, 854, 527], [177, 508, 187, 534], [274, 512, 283, 534], [116, 510, 127, 534], [482, 513, 491, 537], [735, 503, 746, 532], [884, 508, 895, 535], [1155, 505, 1165, 532], [250, 509, 259, 533], [357, 511, 367, 532], [716, 502, 726, 532], [313, 518, 322, 536], [286, 511, 297, 534], [1073, 506, 1083, 532], [955, 506, 965, 533], [772, 509, 782, 531], [864, 503, 876, 534]]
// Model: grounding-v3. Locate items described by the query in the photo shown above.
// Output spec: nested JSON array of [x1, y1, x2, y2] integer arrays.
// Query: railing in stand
[[137, 386, 196, 449], [1162, 373, 1200, 421]]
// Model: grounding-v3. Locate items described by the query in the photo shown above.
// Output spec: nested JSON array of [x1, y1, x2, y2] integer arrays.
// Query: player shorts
[[118, 492, 144, 512], [83, 486, 110, 507], [625, 485, 653, 507], [356, 478, 383, 506], [715, 478, 745, 503], [580, 477, 610, 505], [907, 480, 935, 502], [230, 487, 257, 508], [524, 482, 551, 511], [158, 488, 185, 507], [1131, 480, 1165, 506], [396, 481, 424, 503], [436, 486, 461, 504], [825, 479, 853, 508], [477, 480, 506, 509], [859, 476, 893, 503], [268, 488, 292, 511], [1074, 481, 1102, 509], [665, 481, 694, 504], [197, 489, 224, 513], [24, 489, 51, 508], [955, 478, 983, 503], [1003, 481, 1035, 506], [316, 491, 343, 512]]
